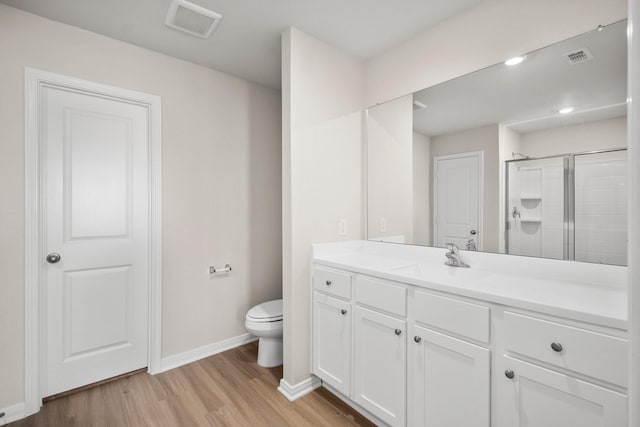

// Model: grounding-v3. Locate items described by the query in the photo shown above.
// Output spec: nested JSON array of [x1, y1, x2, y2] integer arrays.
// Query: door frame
[[24, 68, 162, 416], [432, 151, 484, 250]]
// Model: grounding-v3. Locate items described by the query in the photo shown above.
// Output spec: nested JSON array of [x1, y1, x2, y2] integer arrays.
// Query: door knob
[[470, 230, 477, 235], [341, 309, 347, 315], [414, 336, 422, 343], [394, 329, 402, 336], [504, 369, 515, 379], [46, 253, 61, 264]]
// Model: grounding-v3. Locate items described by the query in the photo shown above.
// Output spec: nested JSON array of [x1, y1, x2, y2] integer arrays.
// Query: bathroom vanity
[[311, 241, 627, 427]]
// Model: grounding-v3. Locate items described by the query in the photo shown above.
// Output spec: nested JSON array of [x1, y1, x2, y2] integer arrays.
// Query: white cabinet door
[[497, 356, 627, 427], [313, 293, 351, 396], [409, 325, 489, 427], [354, 306, 406, 426]]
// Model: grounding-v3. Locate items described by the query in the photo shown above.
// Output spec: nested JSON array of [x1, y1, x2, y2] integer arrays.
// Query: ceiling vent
[[413, 100, 427, 112], [565, 48, 594, 64], [165, 0, 222, 39]]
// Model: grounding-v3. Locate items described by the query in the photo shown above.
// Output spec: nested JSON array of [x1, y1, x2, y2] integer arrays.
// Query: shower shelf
[[520, 194, 542, 200], [519, 217, 542, 223]]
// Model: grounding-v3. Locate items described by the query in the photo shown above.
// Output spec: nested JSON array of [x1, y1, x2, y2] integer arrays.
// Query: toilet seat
[[246, 299, 282, 322]]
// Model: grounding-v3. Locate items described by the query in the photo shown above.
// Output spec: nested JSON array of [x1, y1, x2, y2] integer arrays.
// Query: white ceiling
[[412, 20, 627, 136], [0, 0, 481, 89]]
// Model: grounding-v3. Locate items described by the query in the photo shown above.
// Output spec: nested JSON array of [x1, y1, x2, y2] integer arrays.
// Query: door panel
[[313, 293, 351, 395], [64, 266, 132, 358], [410, 325, 490, 427], [497, 356, 627, 427], [354, 306, 406, 426], [43, 85, 149, 396], [66, 110, 132, 239], [434, 153, 481, 250]]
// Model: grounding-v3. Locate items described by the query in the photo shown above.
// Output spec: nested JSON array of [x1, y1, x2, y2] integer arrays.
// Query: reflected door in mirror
[[434, 152, 482, 250]]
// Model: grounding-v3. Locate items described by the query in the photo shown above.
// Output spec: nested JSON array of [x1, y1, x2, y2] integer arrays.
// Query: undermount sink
[[390, 262, 492, 285]]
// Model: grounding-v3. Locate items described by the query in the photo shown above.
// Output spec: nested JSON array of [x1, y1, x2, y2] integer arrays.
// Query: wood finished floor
[[10, 342, 374, 427]]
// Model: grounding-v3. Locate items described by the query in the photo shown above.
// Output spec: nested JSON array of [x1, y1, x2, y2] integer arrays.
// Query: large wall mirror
[[367, 20, 627, 266]]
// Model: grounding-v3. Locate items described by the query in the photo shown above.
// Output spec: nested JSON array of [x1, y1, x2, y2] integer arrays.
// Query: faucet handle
[[446, 243, 459, 254]]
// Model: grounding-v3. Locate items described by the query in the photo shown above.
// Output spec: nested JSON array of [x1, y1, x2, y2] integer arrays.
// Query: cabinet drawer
[[413, 291, 490, 344], [313, 267, 351, 299], [504, 312, 628, 387], [355, 276, 406, 317]]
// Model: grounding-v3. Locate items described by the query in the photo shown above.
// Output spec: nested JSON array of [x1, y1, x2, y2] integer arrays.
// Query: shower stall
[[505, 148, 627, 266]]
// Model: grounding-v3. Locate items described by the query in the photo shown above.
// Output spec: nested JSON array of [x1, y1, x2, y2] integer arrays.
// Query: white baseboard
[[158, 333, 257, 373], [0, 402, 26, 424], [277, 376, 322, 401]]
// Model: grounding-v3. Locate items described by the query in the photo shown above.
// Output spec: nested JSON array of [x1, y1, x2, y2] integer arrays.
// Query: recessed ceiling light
[[504, 56, 526, 66], [558, 107, 574, 114]]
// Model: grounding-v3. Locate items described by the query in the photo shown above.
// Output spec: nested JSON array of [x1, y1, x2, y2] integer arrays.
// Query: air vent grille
[[565, 48, 594, 64], [165, 0, 222, 39]]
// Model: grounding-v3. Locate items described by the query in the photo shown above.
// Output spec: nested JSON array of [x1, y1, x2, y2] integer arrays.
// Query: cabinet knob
[[504, 369, 515, 379], [394, 329, 402, 336], [325, 280, 332, 286], [341, 309, 347, 315], [550, 342, 563, 352], [414, 336, 422, 343]]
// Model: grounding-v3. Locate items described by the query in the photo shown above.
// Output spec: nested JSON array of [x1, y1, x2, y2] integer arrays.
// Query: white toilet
[[245, 299, 283, 367]]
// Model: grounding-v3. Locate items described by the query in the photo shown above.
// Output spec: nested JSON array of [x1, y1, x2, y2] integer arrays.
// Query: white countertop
[[313, 243, 627, 331]]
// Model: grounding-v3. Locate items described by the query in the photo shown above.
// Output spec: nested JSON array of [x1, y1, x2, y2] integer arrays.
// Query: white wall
[[367, 95, 413, 242], [0, 5, 282, 410], [498, 125, 522, 252], [518, 116, 627, 157], [364, 0, 628, 106], [281, 28, 364, 386], [413, 132, 431, 245], [430, 125, 501, 252]]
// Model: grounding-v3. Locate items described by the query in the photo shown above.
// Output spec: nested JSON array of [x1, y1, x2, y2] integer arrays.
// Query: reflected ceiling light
[[558, 107, 574, 114], [504, 56, 526, 66]]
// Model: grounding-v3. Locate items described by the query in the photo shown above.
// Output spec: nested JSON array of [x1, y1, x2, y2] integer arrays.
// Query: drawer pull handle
[[394, 329, 402, 336], [325, 280, 332, 286], [551, 342, 563, 352], [504, 369, 515, 379], [414, 336, 422, 343], [341, 309, 347, 315]]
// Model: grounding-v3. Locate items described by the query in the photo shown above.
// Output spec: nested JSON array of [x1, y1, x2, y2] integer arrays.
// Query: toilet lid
[[247, 299, 283, 321]]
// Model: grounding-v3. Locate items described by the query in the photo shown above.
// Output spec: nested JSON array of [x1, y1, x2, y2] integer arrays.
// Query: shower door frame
[[504, 147, 627, 261]]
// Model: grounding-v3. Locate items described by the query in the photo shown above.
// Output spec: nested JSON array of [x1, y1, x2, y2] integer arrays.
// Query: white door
[[353, 306, 406, 427], [312, 293, 351, 396], [497, 356, 627, 427], [42, 84, 150, 396], [409, 325, 490, 427], [434, 152, 482, 250]]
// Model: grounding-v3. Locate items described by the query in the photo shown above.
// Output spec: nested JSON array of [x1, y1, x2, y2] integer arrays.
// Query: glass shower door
[[506, 157, 566, 259], [574, 150, 628, 266]]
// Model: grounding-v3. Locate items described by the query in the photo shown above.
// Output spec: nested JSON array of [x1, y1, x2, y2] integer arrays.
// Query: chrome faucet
[[444, 243, 470, 268]]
